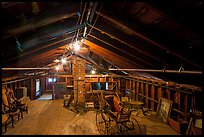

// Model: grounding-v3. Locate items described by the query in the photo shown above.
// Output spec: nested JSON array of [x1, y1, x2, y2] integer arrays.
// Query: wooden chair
[[2, 101, 21, 128], [121, 96, 130, 110], [2, 87, 21, 128], [5, 87, 28, 118], [104, 95, 131, 124], [2, 108, 10, 133]]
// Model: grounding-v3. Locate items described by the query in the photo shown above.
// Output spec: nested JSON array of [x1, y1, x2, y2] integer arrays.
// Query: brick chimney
[[72, 56, 86, 109]]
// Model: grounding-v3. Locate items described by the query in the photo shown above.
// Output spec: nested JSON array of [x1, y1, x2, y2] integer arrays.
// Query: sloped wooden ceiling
[[2, 1, 203, 87]]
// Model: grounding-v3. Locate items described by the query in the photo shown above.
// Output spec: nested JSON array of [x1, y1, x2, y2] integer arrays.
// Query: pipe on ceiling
[[2, 78, 30, 85], [2, 68, 51, 70], [88, 2, 98, 23], [109, 68, 202, 75], [82, 2, 92, 38], [75, 2, 88, 41]]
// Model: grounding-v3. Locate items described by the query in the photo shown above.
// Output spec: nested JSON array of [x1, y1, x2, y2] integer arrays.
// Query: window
[[36, 79, 40, 96], [48, 78, 52, 82], [48, 77, 57, 83], [91, 82, 109, 90]]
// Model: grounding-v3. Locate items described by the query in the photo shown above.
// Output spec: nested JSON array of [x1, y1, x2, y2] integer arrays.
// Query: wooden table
[[128, 101, 145, 115]]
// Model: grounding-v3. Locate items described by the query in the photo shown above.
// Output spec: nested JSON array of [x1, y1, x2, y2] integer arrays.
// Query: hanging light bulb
[[73, 40, 80, 51], [61, 58, 66, 64], [91, 69, 96, 74], [91, 68, 96, 74], [54, 59, 60, 63], [55, 65, 60, 71]]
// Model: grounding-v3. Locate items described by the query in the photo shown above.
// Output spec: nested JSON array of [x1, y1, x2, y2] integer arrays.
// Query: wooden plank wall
[[123, 77, 202, 124], [2, 74, 201, 123]]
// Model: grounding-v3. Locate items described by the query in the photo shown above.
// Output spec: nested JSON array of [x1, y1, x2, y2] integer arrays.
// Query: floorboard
[[2, 98, 180, 135]]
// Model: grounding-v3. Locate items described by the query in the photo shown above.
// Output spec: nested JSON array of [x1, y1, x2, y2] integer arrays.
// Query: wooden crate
[[168, 117, 188, 135]]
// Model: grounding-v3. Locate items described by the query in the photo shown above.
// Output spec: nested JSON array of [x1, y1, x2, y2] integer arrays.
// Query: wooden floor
[[2, 97, 180, 135]]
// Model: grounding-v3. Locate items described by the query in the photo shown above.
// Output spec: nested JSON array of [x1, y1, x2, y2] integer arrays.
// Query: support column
[[72, 56, 86, 109]]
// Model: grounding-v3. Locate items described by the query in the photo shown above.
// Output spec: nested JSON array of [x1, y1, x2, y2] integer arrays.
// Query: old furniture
[[95, 91, 141, 135]]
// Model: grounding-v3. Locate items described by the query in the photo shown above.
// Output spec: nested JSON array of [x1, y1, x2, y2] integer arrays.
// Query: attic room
[[2, 1, 202, 135]]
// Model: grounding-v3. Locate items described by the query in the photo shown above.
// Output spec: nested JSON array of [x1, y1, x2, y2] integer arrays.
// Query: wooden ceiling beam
[[9, 46, 66, 68], [89, 24, 169, 67], [96, 11, 201, 69], [84, 40, 158, 78], [3, 10, 79, 39]]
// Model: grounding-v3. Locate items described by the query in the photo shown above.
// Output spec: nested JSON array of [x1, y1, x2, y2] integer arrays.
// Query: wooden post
[[26, 79, 31, 98], [132, 80, 135, 100], [126, 79, 130, 90], [173, 91, 180, 120], [135, 81, 139, 101], [130, 80, 132, 99], [174, 92, 180, 109], [9, 83, 13, 90], [40, 77, 46, 95], [14, 82, 18, 89], [22, 80, 26, 87], [19, 81, 22, 87], [118, 79, 120, 93], [165, 88, 171, 99], [140, 82, 144, 101], [158, 85, 162, 102], [184, 94, 188, 121], [151, 84, 155, 111], [145, 83, 149, 108], [30, 77, 35, 100]]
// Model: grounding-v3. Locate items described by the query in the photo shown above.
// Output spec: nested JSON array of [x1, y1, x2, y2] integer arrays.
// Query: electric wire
[[84, 2, 103, 40], [71, 2, 83, 43]]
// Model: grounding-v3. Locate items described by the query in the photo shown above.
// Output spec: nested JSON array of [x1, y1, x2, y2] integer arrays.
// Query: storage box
[[168, 117, 188, 135], [14, 87, 27, 99]]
